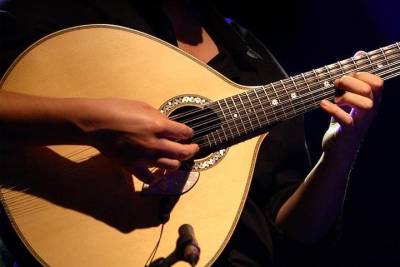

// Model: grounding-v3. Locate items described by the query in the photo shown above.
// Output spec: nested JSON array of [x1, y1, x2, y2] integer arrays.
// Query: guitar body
[[0, 25, 264, 266]]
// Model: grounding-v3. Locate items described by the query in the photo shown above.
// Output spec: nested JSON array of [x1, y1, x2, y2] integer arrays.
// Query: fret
[[327, 63, 339, 77], [281, 80, 297, 115], [253, 88, 270, 125], [224, 98, 242, 136], [261, 85, 279, 122], [324, 65, 334, 81], [290, 76, 304, 100], [314, 67, 335, 104], [342, 58, 352, 72], [289, 76, 307, 115], [207, 132, 215, 147], [301, 73, 318, 107], [198, 138, 211, 150], [191, 42, 400, 154], [379, 48, 389, 65], [315, 67, 327, 81], [237, 94, 254, 131], [312, 69, 321, 83], [365, 52, 373, 65], [217, 131, 225, 146], [271, 82, 287, 119], [280, 79, 296, 116], [245, 90, 262, 128], [337, 61, 345, 75], [356, 52, 373, 71], [353, 54, 368, 72], [230, 96, 248, 134], [213, 129, 223, 146], [351, 56, 359, 71], [216, 101, 232, 141], [386, 44, 399, 62], [394, 43, 400, 62], [396, 42, 400, 53], [388, 43, 400, 62]]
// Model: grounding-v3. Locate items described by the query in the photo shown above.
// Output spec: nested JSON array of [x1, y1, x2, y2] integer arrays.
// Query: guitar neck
[[188, 42, 400, 152]]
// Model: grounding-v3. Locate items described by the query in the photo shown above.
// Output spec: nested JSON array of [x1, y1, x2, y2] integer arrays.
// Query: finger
[[320, 100, 353, 127], [155, 158, 181, 170], [353, 72, 384, 92], [351, 50, 383, 94], [336, 92, 373, 110], [157, 119, 194, 140], [334, 75, 372, 97], [152, 139, 199, 160], [127, 164, 158, 184], [354, 50, 367, 58]]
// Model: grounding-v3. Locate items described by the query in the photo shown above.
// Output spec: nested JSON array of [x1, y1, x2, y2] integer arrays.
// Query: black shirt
[[0, 1, 313, 266]]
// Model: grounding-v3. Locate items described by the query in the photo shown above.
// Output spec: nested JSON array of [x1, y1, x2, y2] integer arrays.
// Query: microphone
[[177, 224, 200, 266], [148, 224, 200, 267]]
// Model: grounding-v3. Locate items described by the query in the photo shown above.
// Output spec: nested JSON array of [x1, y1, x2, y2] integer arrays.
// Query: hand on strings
[[74, 98, 199, 184], [320, 52, 384, 157]]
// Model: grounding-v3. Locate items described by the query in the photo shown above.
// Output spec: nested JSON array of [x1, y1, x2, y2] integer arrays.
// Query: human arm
[[274, 71, 383, 244], [0, 90, 199, 182]]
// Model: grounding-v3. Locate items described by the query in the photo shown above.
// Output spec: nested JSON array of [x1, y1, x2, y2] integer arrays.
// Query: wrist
[[321, 144, 359, 175], [63, 98, 106, 133]]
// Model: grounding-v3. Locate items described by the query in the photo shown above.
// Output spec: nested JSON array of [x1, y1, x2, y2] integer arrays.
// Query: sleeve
[[251, 116, 341, 266], [250, 116, 310, 221]]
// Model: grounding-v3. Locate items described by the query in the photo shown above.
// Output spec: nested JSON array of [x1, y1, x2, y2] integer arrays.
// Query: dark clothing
[[0, 1, 315, 266]]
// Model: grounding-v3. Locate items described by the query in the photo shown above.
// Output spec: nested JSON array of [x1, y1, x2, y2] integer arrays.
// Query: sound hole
[[169, 105, 221, 160]]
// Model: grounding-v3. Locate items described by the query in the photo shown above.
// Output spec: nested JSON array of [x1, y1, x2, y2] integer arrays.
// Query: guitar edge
[[0, 25, 266, 266]]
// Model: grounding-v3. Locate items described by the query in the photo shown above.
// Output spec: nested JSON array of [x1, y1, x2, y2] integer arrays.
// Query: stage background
[[215, 0, 400, 266]]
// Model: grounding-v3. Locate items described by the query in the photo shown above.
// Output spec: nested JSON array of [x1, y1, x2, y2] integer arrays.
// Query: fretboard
[[191, 42, 400, 151]]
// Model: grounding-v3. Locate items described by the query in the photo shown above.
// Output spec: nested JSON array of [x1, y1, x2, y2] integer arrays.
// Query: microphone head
[[178, 224, 200, 266]]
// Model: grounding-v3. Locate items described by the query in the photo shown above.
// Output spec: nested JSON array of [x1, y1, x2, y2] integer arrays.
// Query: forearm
[[275, 71, 383, 245], [275, 148, 357, 244], [0, 90, 89, 146]]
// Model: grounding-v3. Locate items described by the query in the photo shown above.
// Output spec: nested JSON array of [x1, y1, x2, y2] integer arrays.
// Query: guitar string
[[2, 54, 400, 216], [3, 48, 398, 191], [191, 63, 400, 147], [191, 53, 400, 134], [30, 49, 400, 164], [169, 43, 399, 122], [62, 146, 94, 159], [172, 48, 400, 133], [186, 48, 400, 127], [2, 55, 397, 218], [188, 56, 400, 141], [169, 44, 399, 122], [27, 46, 400, 163], [0, 188, 53, 217], [190, 90, 336, 144], [5, 202, 50, 216], [192, 63, 400, 146], [0, 187, 30, 200], [13, 47, 398, 168]]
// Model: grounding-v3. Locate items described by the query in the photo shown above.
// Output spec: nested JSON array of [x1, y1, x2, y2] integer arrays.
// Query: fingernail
[[354, 50, 366, 59], [320, 100, 330, 107]]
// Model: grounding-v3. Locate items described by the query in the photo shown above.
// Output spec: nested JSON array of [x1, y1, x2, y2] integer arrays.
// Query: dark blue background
[[217, 0, 400, 265]]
